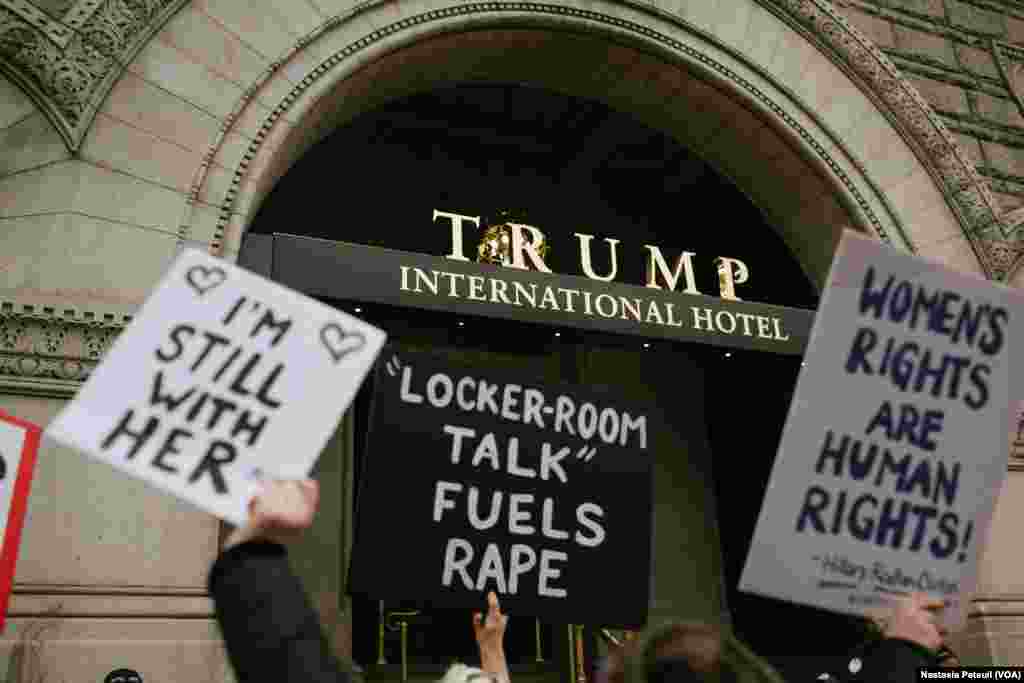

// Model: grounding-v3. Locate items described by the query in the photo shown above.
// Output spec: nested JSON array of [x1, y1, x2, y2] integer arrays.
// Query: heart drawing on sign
[[186, 265, 227, 296], [320, 323, 366, 363]]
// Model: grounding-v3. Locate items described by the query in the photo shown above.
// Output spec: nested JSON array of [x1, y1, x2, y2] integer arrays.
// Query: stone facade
[[1, 0, 1024, 678]]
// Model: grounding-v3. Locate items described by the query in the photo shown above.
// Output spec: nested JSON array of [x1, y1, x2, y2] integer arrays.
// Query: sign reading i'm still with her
[[46, 250, 386, 526], [740, 231, 1023, 630]]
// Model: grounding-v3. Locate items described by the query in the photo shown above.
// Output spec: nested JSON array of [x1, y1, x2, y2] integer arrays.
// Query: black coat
[[208, 540, 352, 683]]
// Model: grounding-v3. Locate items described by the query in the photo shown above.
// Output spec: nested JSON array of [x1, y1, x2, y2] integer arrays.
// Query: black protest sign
[[348, 349, 653, 628]]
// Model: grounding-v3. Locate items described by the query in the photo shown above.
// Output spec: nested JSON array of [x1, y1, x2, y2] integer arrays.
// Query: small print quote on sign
[[46, 250, 385, 526], [348, 349, 654, 628]]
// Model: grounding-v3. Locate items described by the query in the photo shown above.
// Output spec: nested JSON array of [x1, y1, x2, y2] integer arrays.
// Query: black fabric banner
[[348, 348, 654, 628]]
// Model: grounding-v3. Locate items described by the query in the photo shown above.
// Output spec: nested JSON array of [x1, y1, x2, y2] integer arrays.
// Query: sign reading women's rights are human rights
[[46, 250, 386, 526], [741, 231, 1022, 629], [348, 349, 653, 628]]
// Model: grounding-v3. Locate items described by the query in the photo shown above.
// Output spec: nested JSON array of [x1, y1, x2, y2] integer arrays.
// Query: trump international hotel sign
[[239, 210, 814, 355]]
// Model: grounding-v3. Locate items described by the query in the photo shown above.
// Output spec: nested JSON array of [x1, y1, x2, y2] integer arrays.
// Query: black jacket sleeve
[[208, 540, 352, 683], [854, 638, 935, 682]]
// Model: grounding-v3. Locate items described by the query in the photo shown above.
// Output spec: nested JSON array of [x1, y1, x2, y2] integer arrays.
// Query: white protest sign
[[740, 231, 1021, 629], [0, 410, 41, 632], [46, 250, 386, 526]]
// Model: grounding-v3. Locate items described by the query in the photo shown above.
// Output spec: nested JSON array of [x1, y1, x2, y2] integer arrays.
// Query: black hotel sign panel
[[239, 233, 814, 354], [347, 349, 654, 627]]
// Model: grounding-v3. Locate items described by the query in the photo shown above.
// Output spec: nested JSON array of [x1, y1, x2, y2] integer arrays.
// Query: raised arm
[[473, 591, 511, 683], [208, 479, 352, 683]]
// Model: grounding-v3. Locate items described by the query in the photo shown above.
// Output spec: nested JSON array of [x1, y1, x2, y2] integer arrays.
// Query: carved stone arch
[[178, 0, 987, 288], [0, 0, 190, 150]]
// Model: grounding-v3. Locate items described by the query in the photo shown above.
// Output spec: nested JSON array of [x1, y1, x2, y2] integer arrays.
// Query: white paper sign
[[740, 231, 1021, 629], [46, 249, 386, 525]]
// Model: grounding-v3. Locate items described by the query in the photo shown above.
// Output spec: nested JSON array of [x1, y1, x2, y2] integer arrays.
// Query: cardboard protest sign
[[0, 410, 40, 631], [348, 349, 653, 627], [46, 250, 386, 526], [740, 231, 1021, 628]]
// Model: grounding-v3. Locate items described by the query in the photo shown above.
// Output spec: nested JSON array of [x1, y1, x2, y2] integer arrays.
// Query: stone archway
[[2, 0, 1021, 675], [185, 0, 987, 289]]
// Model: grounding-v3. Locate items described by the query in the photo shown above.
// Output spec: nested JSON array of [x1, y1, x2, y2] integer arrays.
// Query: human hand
[[473, 591, 508, 652], [883, 593, 946, 651], [224, 479, 319, 550], [473, 592, 509, 682]]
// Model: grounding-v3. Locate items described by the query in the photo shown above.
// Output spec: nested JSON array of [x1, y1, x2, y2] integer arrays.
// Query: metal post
[[377, 600, 387, 665], [400, 620, 409, 682], [535, 619, 544, 663], [567, 624, 576, 683], [574, 625, 587, 683]]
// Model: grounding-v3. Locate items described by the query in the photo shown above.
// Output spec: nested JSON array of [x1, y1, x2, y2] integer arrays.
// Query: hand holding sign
[[46, 249, 386, 525]]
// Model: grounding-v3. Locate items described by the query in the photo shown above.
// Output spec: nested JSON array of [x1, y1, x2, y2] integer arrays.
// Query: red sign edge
[[0, 410, 41, 632]]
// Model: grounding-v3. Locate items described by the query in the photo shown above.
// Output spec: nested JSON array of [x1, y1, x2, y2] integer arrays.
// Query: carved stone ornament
[[0, 0, 188, 150], [0, 301, 127, 397]]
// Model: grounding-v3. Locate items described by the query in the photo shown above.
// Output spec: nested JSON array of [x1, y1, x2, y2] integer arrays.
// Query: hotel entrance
[[242, 83, 867, 682]]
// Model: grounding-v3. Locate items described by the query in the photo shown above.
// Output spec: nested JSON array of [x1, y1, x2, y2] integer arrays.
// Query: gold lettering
[[645, 245, 700, 294], [716, 257, 749, 301], [576, 233, 620, 282], [435, 209, 481, 262], [507, 223, 552, 272]]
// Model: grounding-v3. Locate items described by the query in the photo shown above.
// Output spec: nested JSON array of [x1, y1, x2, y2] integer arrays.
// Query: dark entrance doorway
[[249, 83, 865, 681]]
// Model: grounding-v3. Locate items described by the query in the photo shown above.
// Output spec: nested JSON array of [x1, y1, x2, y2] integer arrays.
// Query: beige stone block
[[157, 5, 272, 91], [844, 8, 896, 49], [704, 0, 755, 51], [306, 0, 359, 18], [953, 133, 985, 167], [974, 92, 1024, 128], [761, 22, 829, 94], [981, 141, 1024, 178], [224, 95, 284, 142], [70, 162, 189, 233], [958, 45, 1001, 79], [915, 234, 986, 276], [194, 0, 320, 61], [732, 2, 790, 68], [0, 213, 178, 298], [0, 394, 219, 591], [947, 0, 1006, 37], [220, 213, 251, 255], [906, 76, 969, 115], [1009, 16, 1024, 45], [0, 76, 37, 130], [0, 112, 69, 177], [183, 201, 229, 246], [195, 163, 236, 210], [893, 25, 957, 67], [101, 71, 222, 154], [80, 113, 206, 194], [0, 161, 81, 217], [0, 617, 231, 681], [128, 37, 247, 120], [887, 0, 944, 17], [977, 475, 1024, 596], [856, 118, 920, 187]]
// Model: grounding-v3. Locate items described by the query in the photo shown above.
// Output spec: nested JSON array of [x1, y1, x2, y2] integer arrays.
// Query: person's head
[[643, 622, 724, 681], [104, 670, 143, 683], [439, 663, 497, 683]]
